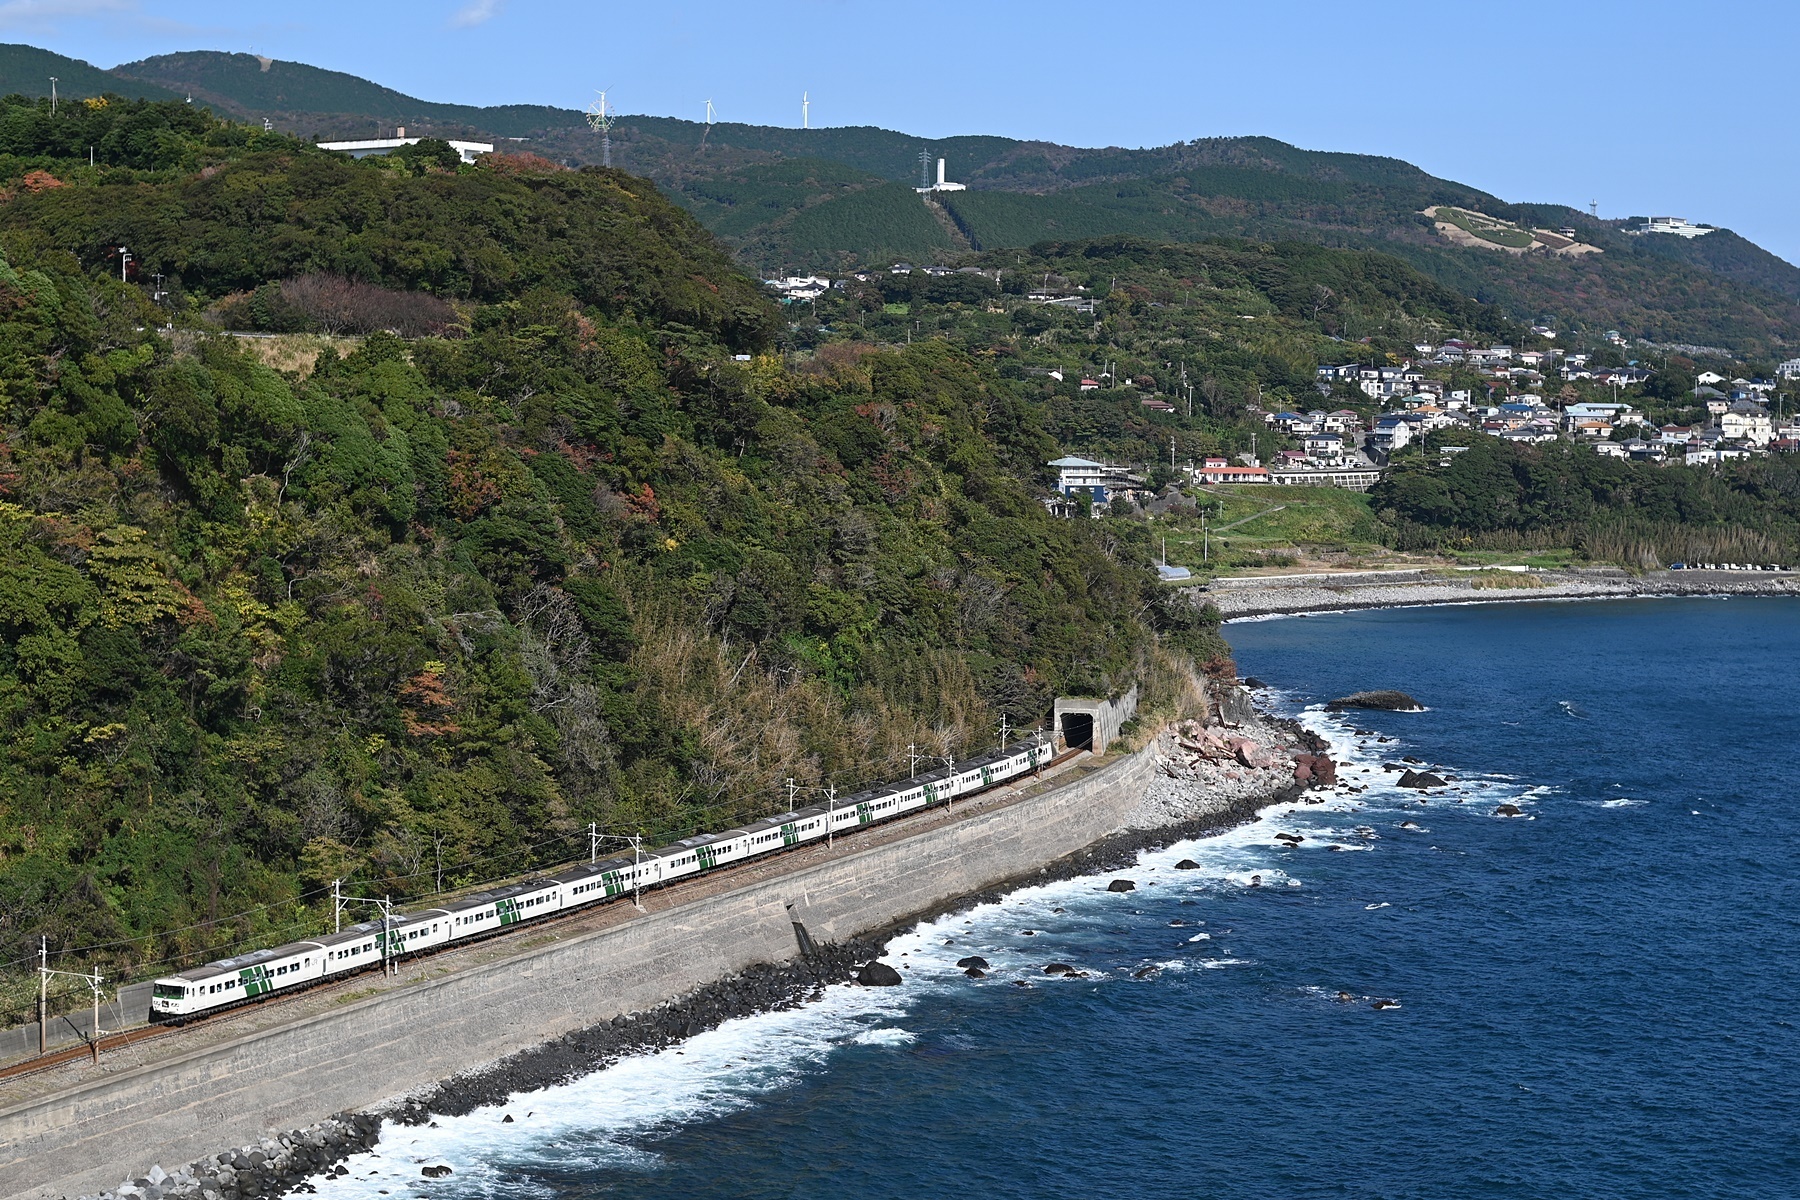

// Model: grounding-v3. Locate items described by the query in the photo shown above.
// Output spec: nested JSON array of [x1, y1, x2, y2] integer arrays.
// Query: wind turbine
[[801, 91, 810, 130], [585, 88, 618, 167], [699, 98, 716, 152]]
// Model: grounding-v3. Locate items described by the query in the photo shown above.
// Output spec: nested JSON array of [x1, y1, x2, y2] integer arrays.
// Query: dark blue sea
[[313, 598, 1800, 1200]]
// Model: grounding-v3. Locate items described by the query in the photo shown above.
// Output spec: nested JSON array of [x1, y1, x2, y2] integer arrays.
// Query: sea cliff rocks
[[1107, 879, 1136, 892], [1292, 753, 1337, 786], [855, 961, 904, 987], [81, 1115, 383, 1200], [1397, 769, 1448, 789], [1326, 690, 1423, 712]]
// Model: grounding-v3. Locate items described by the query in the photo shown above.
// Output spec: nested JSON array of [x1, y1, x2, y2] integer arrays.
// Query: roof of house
[[1048, 456, 1104, 469]]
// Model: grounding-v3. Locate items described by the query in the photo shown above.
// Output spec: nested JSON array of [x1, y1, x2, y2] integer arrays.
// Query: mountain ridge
[[0, 44, 1794, 354]]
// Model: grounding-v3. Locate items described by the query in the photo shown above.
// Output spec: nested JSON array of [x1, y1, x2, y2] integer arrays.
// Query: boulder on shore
[[1107, 879, 1136, 892], [855, 961, 904, 987], [1174, 859, 1200, 870], [956, 956, 990, 970], [1293, 752, 1337, 787], [1494, 803, 1525, 817], [1396, 769, 1447, 789], [1326, 690, 1423, 713]]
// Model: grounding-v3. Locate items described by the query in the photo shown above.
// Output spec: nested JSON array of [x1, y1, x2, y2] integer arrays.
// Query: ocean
[[306, 597, 1800, 1199]]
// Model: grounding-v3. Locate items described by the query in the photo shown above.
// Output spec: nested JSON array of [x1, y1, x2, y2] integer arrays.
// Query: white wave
[[303, 685, 1541, 1195], [1364, 902, 1391, 910], [306, 981, 916, 1197]]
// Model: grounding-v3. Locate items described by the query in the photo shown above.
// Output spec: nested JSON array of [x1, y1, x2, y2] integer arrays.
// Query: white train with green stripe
[[149, 734, 1057, 1021]]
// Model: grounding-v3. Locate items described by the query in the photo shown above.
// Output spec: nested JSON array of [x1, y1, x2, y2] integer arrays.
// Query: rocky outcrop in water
[[1326, 691, 1423, 712]]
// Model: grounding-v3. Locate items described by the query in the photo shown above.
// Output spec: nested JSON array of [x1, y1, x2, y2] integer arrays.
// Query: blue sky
[[9, 0, 1797, 263]]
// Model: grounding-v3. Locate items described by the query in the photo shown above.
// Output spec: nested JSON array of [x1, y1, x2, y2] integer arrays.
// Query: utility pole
[[589, 821, 599, 864], [39, 951, 105, 1064], [824, 785, 837, 847], [117, 246, 130, 283], [785, 777, 798, 812], [942, 752, 956, 813], [999, 712, 1012, 750], [332, 878, 342, 933], [48, 77, 57, 116], [907, 743, 924, 779]]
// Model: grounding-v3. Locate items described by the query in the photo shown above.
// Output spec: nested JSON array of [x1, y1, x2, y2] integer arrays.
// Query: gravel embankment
[[1202, 568, 1800, 620]]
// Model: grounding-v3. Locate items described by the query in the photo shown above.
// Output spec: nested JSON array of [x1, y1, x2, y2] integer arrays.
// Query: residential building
[[1188, 463, 1271, 484]]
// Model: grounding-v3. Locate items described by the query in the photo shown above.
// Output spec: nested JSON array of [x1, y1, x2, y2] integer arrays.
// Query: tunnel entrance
[[1060, 712, 1094, 752]]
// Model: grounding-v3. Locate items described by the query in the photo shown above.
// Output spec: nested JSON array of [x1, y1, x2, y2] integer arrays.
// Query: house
[[1272, 411, 1319, 434], [1697, 371, 1728, 386], [1303, 432, 1346, 460], [1592, 441, 1628, 458], [1720, 404, 1774, 446], [1369, 416, 1413, 453], [1776, 360, 1800, 382], [1079, 379, 1101, 391], [1140, 397, 1177, 413], [1573, 419, 1614, 440], [1049, 456, 1114, 503], [765, 275, 830, 301]]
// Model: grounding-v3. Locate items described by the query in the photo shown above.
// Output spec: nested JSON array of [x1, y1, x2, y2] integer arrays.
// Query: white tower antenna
[[47, 76, 57, 116], [1589, 199, 1598, 219], [802, 91, 810, 129], [586, 89, 618, 167]]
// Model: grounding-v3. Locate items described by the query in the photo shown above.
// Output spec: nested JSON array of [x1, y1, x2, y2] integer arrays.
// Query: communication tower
[[586, 89, 618, 168], [802, 91, 810, 129]]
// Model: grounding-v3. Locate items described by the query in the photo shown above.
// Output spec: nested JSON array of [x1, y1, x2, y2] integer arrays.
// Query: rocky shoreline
[[74, 696, 1317, 1200], [1203, 567, 1800, 621]]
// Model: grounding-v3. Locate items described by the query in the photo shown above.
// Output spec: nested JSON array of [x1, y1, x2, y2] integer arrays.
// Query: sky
[[8, 0, 1798, 263]]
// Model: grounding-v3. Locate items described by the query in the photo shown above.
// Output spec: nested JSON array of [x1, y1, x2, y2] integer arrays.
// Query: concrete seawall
[[1, 744, 1159, 1200]]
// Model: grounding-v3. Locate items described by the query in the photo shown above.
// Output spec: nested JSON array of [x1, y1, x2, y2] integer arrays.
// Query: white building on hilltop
[[317, 133, 493, 164], [916, 158, 967, 194], [1629, 216, 1715, 239]]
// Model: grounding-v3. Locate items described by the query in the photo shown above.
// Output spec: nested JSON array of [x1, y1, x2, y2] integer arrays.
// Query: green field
[[1430, 206, 1536, 249], [1158, 485, 1384, 571]]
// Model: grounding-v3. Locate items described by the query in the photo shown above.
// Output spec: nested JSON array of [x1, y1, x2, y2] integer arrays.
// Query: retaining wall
[[0, 744, 1158, 1200]]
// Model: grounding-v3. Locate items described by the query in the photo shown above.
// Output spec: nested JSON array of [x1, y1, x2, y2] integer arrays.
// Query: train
[[148, 733, 1058, 1021]]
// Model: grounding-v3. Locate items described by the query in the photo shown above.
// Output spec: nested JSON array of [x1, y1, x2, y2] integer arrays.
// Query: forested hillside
[[2, 45, 1795, 354], [0, 98, 1210, 1019]]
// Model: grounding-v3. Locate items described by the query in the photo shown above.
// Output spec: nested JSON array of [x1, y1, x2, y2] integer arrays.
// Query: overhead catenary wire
[[7, 725, 1049, 982]]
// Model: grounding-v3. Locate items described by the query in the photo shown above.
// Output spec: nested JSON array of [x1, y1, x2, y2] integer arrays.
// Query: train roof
[[168, 938, 327, 982]]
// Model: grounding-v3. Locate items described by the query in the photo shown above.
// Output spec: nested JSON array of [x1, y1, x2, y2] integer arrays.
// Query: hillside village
[[770, 263, 1800, 529]]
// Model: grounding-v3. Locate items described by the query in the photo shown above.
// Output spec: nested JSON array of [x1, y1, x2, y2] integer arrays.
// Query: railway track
[[0, 748, 1088, 1088]]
